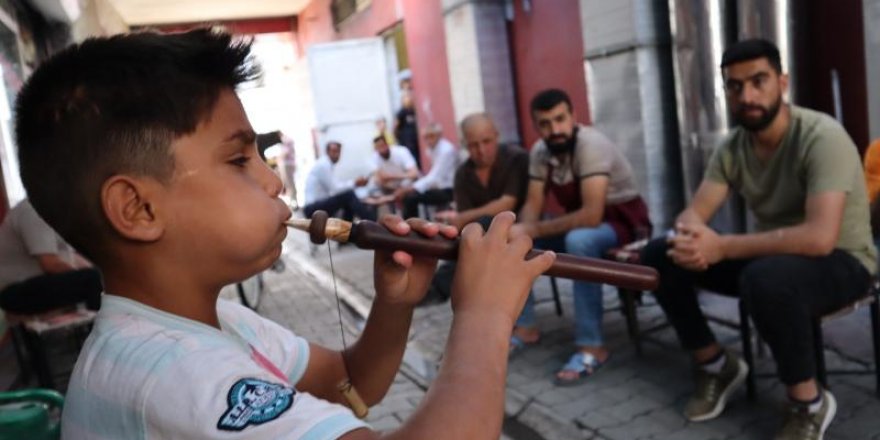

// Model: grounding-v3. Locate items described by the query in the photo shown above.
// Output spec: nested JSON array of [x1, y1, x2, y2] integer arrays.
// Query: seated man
[[436, 113, 529, 230], [511, 89, 650, 386], [641, 39, 875, 438], [0, 198, 101, 314], [302, 141, 375, 221], [395, 124, 458, 219], [371, 135, 419, 194], [429, 113, 529, 301]]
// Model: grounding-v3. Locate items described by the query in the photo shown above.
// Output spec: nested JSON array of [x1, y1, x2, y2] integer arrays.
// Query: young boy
[[15, 30, 555, 439]]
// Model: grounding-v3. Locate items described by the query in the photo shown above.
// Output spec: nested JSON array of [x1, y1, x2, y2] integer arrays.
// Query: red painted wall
[[295, 0, 401, 45], [797, 0, 869, 151], [509, 0, 590, 148], [152, 17, 295, 34], [400, 0, 456, 145]]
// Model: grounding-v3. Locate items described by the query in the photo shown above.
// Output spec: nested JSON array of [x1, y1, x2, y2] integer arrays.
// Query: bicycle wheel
[[236, 273, 263, 310]]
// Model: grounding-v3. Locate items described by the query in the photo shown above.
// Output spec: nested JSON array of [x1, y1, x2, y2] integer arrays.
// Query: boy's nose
[[267, 172, 283, 197], [258, 161, 284, 197]]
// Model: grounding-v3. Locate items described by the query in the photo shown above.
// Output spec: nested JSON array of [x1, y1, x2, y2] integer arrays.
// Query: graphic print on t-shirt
[[217, 378, 295, 431]]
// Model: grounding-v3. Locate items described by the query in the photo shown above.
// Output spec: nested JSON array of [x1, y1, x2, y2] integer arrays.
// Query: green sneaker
[[684, 350, 749, 422], [774, 389, 837, 440]]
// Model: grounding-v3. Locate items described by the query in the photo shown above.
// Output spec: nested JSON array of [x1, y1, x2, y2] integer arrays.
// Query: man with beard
[[371, 135, 419, 193], [510, 89, 651, 385], [303, 141, 376, 222], [641, 39, 875, 439]]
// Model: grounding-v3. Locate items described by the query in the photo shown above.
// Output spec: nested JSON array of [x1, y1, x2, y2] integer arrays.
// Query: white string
[[326, 242, 348, 350]]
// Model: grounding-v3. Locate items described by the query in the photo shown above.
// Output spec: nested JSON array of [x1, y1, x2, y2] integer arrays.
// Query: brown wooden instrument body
[[349, 221, 658, 291]]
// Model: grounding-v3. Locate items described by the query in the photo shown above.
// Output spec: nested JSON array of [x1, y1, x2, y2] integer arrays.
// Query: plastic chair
[[0, 388, 63, 440]]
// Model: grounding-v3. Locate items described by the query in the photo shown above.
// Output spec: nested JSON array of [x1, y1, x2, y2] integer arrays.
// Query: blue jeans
[[515, 223, 618, 347]]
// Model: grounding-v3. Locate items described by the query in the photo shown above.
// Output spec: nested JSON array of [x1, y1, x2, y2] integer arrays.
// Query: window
[[331, 0, 371, 28]]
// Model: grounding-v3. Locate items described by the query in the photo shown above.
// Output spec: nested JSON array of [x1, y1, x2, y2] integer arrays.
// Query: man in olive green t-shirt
[[642, 39, 875, 439]]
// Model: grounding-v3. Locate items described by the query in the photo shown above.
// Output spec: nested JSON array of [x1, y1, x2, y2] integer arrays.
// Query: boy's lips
[[278, 201, 293, 223]]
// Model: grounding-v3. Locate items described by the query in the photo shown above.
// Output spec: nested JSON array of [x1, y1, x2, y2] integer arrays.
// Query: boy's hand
[[373, 215, 458, 306], [452, 212, 556, 323]]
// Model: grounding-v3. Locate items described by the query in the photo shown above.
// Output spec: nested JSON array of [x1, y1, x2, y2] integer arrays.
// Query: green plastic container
[[0, 389, 63, 440]]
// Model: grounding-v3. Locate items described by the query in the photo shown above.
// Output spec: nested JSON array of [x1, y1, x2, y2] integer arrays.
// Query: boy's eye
[[228, 156, 251, 168]]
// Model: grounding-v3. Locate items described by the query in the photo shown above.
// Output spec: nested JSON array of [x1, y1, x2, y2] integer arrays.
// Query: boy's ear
[[101, 175, 165, 242]]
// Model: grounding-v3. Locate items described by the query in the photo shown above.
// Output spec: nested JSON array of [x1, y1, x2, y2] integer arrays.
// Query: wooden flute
[[286, 210, 659, 291]]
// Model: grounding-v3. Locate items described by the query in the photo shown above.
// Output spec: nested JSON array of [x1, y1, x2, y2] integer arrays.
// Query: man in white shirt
[[303, 141, 375, 221], [395, 124, 458, 219], [372, 135, 419, 193], [0, 199, 101, 313]]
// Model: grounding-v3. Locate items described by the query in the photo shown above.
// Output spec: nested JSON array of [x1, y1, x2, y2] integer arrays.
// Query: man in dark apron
[[510, 89, 651, 386]]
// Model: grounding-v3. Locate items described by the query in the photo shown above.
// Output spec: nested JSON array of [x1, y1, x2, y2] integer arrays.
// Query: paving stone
[[505, 388, 531, 415], [369, 415, 400, 432], [600, 411, 683, 440], [518, 402, 587, 440]]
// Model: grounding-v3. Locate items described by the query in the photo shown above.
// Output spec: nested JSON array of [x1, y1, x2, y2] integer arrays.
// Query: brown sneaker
[[683, 350, 749, 422], [773, 389, 837, 440]]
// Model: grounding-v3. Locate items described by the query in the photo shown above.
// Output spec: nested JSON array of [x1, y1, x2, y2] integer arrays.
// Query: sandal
[[553, 352, 610, 387], [509, 334, 539, 358]]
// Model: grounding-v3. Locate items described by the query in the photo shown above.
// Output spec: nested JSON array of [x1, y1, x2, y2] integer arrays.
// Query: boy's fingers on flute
[[525, 250, 557, 278], [460, 221, 485, 242], [378, 214, 409, 235], [403, 217, 440, 237], [486, 211, 516, 242], [438, 224, 458, 239], [509, 232, 533, 258]]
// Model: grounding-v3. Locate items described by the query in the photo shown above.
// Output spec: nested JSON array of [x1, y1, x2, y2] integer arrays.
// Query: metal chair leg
[[812, 318, 828, 390], [9, 325, 32, 386], [22, 330, 55, 390], [870, 299, 880, 398], [550, 276, 563, 316], [620, 289, 642, 356], [739, 300, 757, 401]]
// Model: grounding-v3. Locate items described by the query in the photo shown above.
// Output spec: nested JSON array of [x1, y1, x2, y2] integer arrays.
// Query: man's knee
[[640, 237, 672, 270], [403, 191, 420, 205], [563, 228, 614, 257], [339, 189, 358, 201], [303, 204, 316, 218], [739, 256, 801, 309]]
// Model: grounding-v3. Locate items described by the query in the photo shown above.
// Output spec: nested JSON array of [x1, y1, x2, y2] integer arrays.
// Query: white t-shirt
[[62, 295, 368, 439], [372, 146, 418, 189], [304, 156, 354, 205], [412, 138, 457, 193], [0, 199, 75, 290]]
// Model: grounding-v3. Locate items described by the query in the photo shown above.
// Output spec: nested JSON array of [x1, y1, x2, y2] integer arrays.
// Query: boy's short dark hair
[[16, 29, 258, 261], [530, 88, 572, 115], [372, 135, 385, 144], [326, 141, 342, 152], [720, 38, 782, 73]]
